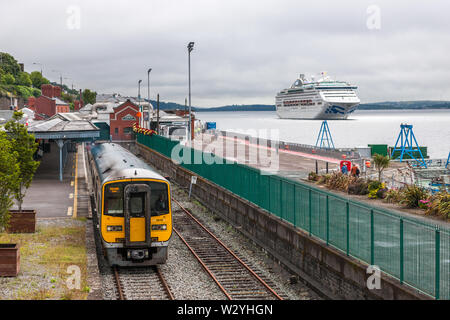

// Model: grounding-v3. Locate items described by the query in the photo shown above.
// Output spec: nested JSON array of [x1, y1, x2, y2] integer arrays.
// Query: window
[[114, 128, 119, 134], [104, 183, 123, 216], [124, 127, 133, 135], [103, 182, 169, 217], [129, 192, 145, 217], [149, 182, 169, 215]]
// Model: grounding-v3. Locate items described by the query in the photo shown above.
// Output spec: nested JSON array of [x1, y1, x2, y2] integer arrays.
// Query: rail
[[137, 133, 449, 300]]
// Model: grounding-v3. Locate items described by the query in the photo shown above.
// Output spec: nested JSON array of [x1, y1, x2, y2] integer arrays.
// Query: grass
[[0, 222, 89, 300]]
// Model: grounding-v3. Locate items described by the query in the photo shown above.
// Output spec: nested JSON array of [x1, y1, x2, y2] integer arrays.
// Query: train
[[88, 142, 172, 266]]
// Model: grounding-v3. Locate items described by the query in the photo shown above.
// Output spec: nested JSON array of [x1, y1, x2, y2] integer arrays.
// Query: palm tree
[[373, 153, 390, 181]]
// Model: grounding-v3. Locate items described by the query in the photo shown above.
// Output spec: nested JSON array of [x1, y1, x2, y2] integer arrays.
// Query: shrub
[[326, 172, 352, 192], [317, 174, 332, 185], [399, 185, 430, 208], [384, 188, 402, 203], [425, 192, 450, 219], [348, 178, 369, 195], [308, 171, 319, 182], [367, 180, 385, 199]]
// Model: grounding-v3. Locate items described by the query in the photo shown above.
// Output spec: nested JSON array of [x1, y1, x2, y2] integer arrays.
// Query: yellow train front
[[88, 143, 172, 267]]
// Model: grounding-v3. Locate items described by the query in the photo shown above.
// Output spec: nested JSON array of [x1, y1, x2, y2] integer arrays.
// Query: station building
[[109, 100, 139, 142]]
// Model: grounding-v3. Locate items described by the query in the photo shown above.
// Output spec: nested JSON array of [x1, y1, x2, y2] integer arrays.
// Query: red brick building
[[109, 99, 139, 141], [34, 84, 70, 120]]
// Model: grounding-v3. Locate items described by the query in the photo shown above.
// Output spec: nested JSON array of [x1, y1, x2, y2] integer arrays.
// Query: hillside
[[146, 100, 450, 112]]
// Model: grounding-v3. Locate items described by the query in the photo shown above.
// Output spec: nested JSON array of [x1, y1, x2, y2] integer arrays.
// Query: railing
[[137, 133, 449, 299]]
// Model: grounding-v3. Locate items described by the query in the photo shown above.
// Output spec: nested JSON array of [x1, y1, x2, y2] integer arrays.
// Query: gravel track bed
[[94, 152, 320, 300], [94, 205, 226, 300], [170, 184, 320, 300]]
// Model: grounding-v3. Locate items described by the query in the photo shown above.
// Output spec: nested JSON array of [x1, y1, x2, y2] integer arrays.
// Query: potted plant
[[0, 130, 20, 276], [4, 111, 39, 233]]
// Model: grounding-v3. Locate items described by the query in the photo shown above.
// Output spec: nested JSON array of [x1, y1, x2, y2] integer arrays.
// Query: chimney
[[53, 86, 61, 97], [41, 84, 54, 98]]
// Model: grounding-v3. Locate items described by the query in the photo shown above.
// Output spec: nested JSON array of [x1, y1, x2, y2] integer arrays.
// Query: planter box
[[7, 210, 36, 233], [0, 244, 20, 277]]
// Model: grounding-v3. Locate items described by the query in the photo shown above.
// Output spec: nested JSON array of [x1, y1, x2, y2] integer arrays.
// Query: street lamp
[[187, 41, 194, 145], [138, 79, 142, 127], [147, 68, 152, 129]]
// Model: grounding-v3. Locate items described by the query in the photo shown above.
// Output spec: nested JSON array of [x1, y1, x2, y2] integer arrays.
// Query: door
[[124, 184, 151, 247]]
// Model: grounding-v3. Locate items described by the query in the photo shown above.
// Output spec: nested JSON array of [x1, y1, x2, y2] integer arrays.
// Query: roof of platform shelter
[[27, 112, 100, 140]]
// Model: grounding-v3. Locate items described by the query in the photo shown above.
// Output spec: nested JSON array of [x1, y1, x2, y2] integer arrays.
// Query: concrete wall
[[0, 96, 25, 110], [136, 142, 431, 300]]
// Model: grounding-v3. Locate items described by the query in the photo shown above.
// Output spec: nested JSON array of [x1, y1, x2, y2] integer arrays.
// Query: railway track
[[172, 198, 285, 300], [113, 266, 174, 300]]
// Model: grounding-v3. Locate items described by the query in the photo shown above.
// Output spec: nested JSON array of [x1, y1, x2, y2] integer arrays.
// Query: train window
[[104, 183, 124, 216], [148, 182, 169, 216], [129, 192, 145, 217]]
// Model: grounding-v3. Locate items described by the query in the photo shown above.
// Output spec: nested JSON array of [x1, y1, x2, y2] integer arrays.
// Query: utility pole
[[157, 94, 160, 135], [138, 80, 142, 127], [147, 68, 152, 129], [187, 42, 194, 145]]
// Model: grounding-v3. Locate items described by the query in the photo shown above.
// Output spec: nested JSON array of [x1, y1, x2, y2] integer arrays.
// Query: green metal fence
[[138, 133, 449, 299]]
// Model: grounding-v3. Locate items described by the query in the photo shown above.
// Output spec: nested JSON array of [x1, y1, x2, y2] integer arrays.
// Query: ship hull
[[276, 102, 360, 120]]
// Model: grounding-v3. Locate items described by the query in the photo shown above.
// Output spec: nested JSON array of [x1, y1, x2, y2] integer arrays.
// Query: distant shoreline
[[194, 104, 450, 112], [143, 99, 450, 112]]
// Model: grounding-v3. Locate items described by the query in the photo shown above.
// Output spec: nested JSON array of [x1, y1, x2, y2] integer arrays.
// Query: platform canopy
[[27, 112, 100, 141], [27, 112, 100, 181]]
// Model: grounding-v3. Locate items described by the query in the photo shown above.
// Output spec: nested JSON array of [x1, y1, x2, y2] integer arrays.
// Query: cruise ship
[[275, 73, 360, 119]]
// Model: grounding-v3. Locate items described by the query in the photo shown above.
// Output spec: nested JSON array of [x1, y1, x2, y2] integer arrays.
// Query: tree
[[30, 71, 50, 89], [4, 112, 40, 213], [373, 153, 390, 181], [0, 52, 21, 77], [0, 131, 19, 231], [1, 73, 15, 85], [16, 72, 32, 87], [82, 89, 97, 104]]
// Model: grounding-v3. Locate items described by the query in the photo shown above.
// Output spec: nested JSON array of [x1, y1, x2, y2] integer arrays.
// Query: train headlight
[[107, 225, 123, 232], [151, 224, 167, 231]]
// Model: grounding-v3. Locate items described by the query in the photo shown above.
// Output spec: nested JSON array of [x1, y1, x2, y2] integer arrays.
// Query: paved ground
[[193, 133, 409, 183], [12, 141, 76, 218]]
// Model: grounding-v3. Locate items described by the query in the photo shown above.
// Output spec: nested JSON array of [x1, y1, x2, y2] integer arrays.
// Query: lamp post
[[187, 41, 194, 145], [138, 79, 142, 127], [147, 68, 152, 129]]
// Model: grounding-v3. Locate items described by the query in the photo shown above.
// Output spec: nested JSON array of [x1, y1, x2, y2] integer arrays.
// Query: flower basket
[[7, 209, 36, 233], [0, 244, 20, 277]]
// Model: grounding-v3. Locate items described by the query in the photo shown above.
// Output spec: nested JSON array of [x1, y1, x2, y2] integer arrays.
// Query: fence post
[[370, 209, 374, 265], [400, 219, 404, 284], [435, 226, 440, 300], [326, 195, 329, 245], [308, 189, 312, 236], [280, 180, 283, 220], [293, 185, 296, 227], [346, 202, 349, 256]]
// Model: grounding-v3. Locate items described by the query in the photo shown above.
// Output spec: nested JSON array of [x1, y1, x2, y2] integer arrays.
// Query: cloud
[[1, 0, 450, 107]]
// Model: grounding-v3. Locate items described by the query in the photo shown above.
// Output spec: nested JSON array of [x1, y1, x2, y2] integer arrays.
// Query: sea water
[[196, 109, 450, 159]]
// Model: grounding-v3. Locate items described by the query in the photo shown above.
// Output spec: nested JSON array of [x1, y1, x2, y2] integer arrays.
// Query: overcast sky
[[1, 0, 449, 107]]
